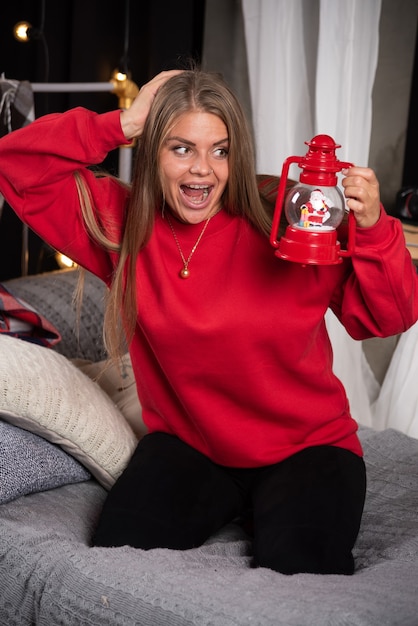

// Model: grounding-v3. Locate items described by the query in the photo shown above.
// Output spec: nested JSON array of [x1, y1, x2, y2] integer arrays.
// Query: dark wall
[[403, 23, 418, 188], [0, 0, 205, 279]]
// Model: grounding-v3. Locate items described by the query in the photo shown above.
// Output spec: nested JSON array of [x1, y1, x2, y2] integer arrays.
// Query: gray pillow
[[0, 420, 91, 504]]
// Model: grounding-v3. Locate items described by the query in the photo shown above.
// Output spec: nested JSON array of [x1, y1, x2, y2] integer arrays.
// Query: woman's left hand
[[341, 166, 381, 228]]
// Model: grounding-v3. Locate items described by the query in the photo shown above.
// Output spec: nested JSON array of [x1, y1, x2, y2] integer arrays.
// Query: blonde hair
[[78, 70, 275, 359]]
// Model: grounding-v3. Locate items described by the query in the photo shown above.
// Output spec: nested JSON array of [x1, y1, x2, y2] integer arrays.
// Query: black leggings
[[93, 432, 366, 575]]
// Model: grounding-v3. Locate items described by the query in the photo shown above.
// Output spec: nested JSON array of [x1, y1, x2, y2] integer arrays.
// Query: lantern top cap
[[305, 135, 341, 151], [299, 134, 344, 186]]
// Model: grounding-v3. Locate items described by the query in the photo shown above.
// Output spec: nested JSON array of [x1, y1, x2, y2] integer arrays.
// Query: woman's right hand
[[120, 70, 183, 140]]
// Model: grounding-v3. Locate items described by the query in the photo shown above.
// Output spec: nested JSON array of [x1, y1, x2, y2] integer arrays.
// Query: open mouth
[[180, 184, 212, 204]]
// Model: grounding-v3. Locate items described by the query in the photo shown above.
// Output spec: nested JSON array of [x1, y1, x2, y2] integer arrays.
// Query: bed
[[1, 269, 418, 626]]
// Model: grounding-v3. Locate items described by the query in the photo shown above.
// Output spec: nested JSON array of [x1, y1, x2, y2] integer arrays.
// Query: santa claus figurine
[[299, 189, 332, 229]]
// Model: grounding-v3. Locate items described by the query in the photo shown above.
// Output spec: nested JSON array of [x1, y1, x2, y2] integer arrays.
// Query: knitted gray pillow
[[0, 420, 91, 504]]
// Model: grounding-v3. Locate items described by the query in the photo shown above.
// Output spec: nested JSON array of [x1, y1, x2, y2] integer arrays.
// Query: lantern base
[[275, 225, 343, 265]]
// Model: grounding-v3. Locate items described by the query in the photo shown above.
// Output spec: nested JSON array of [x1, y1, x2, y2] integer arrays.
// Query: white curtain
[[242, 0, 381, 169], [241, 0, 315, 175], [315, 0, 382, 166], [242, 0, 382, 426], [371, 321, 418, 438]]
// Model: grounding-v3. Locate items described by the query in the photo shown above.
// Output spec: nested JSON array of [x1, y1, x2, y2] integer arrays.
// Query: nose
[[190, 155, 213, 176]]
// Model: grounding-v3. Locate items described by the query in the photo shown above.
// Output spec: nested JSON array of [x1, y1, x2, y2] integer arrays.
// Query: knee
[[253, 526, 355, 575]]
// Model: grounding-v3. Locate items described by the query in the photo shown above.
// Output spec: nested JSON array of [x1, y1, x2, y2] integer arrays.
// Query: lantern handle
[[337, 161, 355, 257], [270, 155, 301, 249], [339, 201, 356, 257]]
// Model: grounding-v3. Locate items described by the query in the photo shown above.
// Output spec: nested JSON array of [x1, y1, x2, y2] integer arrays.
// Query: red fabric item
[[0, 108, 417, 467]]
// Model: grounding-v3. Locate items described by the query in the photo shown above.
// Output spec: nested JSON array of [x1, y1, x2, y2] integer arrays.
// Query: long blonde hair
[[78, 70, 276, 358]]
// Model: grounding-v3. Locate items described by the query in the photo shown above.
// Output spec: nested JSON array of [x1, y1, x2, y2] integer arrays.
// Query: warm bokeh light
[[112, 70, 128, 82], [13, 21, 32, 42], [55, 253, 77, 269]]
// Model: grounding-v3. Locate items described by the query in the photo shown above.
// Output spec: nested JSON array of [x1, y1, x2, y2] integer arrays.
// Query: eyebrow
[[165, 136, 229, 147]]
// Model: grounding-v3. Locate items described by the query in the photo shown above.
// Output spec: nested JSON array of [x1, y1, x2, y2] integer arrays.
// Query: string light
[[13, 21, 32, 42], [12, 0, 49, 82]]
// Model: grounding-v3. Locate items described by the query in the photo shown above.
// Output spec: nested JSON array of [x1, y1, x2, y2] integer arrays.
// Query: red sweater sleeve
[[331, 209, 418, 339], [0, 107, 130, 281]]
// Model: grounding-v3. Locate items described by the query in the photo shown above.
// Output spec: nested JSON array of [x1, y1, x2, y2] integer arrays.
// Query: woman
[[0, 69, 416, 575]]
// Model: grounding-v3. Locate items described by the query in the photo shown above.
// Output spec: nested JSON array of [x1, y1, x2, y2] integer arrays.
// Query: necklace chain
[[165, 212, 214, 279]]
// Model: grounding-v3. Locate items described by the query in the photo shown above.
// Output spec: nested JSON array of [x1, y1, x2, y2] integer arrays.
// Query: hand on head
[[120, 70, 183, 140]]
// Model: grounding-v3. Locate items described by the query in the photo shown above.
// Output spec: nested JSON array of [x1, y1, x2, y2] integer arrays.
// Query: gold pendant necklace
[[165, 212, 215, 279]]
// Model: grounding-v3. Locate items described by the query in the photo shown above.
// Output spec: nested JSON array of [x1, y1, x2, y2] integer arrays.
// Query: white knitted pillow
[[0, 335, 138, 489]]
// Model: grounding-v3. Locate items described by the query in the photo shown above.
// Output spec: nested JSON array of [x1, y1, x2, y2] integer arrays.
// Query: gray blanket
[[1, 426, 418, 625]]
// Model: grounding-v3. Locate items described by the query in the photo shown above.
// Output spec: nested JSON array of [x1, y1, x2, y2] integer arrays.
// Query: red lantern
[[270, 135, 355, 265]]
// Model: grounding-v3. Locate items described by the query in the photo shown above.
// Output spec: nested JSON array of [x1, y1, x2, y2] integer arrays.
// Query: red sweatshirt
[[1, 108, 417, 466]]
